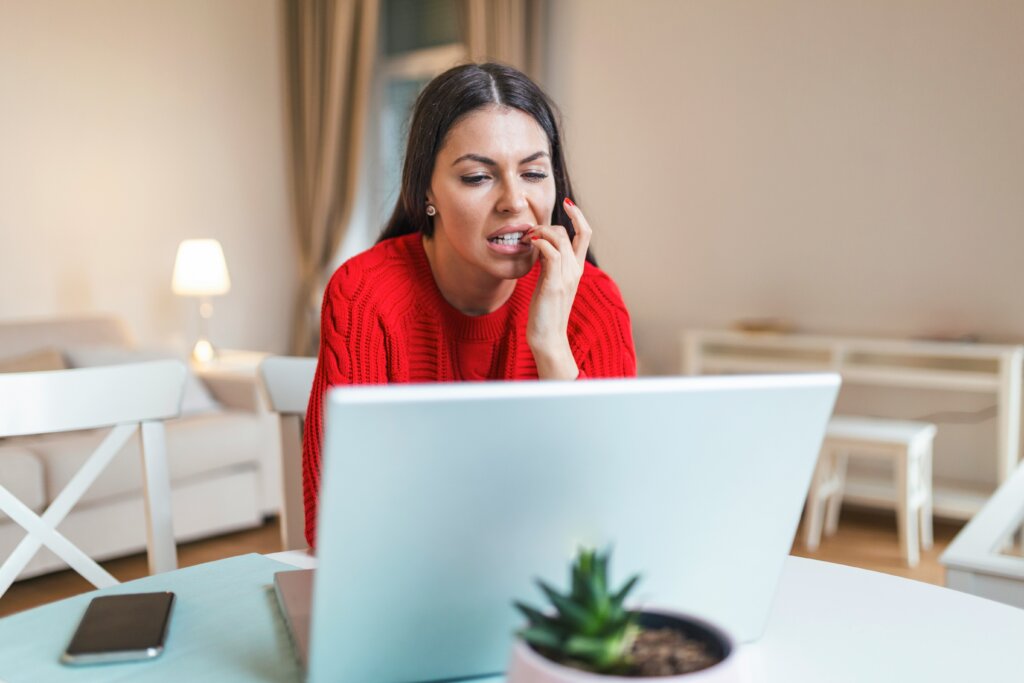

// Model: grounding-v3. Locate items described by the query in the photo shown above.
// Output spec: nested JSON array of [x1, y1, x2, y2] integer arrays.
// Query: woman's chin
[[490, 253, 537, 281]]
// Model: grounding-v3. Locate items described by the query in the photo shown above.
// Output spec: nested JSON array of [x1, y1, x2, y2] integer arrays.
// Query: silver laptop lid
[[310, 374, 839, 683]]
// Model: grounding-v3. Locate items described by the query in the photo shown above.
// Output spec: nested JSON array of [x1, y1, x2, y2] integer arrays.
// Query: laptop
[[275, 373, 840, 682]]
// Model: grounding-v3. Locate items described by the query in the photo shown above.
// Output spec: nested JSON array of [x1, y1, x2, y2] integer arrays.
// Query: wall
[[0, 0, 295, 353], [545, 0, 1024, 376], [543, 0, 1024, 489]]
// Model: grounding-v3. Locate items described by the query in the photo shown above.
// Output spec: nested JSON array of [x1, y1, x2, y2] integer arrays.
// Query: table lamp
[[172, 239, 231, 362]]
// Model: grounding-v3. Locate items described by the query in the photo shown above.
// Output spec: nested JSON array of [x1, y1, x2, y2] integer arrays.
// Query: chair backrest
[[259, 356, 317, 550], [0, 361, 186, 597], [0, 360, 183, 437], [942, 460, 1024, 608], [260, 356, 317, 415]]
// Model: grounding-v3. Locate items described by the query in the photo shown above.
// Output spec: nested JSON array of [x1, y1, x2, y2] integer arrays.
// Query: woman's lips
[[486, 228, 533, 254], [486, 222, 535, 255], [487, 223, 534, 239]]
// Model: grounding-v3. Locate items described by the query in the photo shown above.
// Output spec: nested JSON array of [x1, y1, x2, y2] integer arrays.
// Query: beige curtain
[[462, 0, 546, 78], [283, 0, 379, 356]]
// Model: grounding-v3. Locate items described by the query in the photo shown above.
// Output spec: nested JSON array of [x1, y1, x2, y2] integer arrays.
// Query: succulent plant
[[514, 548, 642, 673]]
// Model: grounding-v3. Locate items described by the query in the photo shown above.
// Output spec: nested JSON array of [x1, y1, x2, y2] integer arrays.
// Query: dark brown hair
[[377, 62, 595, 265]]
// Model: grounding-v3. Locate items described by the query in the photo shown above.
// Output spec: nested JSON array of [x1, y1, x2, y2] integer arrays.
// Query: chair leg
[[824, 450, 848, 536], [279, 415, 307, 551], [0, 485, 118, 596], [140, 421, 178, 575], [896, 451, 919, 567], [919, 443, 934, 551], [0, 424, 135, 594]]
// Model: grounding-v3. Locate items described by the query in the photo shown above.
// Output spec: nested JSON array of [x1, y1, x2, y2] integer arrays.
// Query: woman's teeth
[[490, 232, 525, 245]]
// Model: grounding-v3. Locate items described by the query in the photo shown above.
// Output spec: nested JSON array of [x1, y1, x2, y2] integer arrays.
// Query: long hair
[[377, 62, 595, 265]]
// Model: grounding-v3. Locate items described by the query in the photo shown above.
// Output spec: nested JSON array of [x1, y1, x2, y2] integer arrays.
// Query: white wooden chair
[[942, 459, 1024, 609], [0, 360, 186, 598], [804, 415, 937, 567], [258, 356, 316, 551]]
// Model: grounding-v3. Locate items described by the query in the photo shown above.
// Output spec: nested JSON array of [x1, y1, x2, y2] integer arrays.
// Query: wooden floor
[[0, 509, 964, 619], [790, 507, 963, 586]]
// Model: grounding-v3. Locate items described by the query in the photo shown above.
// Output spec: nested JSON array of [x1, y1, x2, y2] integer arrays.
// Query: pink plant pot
[[506, 609, 747, 683]]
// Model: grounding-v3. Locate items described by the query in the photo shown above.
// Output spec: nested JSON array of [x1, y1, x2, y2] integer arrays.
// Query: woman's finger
[[530, 229, 563, 270], [563, 197, 592, 267], [530, 225, 574, 263]]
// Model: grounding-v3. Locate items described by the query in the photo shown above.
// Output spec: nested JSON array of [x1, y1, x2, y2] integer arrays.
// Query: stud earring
[[426, 204, 437, 217]]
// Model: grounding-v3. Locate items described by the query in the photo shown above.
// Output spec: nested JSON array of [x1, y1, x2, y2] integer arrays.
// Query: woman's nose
[[495, 179, 528, 214]]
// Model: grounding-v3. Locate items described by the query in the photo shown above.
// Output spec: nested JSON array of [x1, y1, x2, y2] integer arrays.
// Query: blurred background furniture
[[259, 356, 316, 551], [0, 316, 282, 581], [0, 361, 185, 598], [805, 416, 937, 566], [941, 460, 1024, 609], [682, 329, 1024, 520]]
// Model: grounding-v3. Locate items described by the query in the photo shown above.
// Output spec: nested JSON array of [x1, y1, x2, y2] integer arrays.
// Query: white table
[[271, 550, 1024, 682], [4, 552, 1019, 682], [192, 348, 273, 414], [193, 349, 271, 378], [748, 557, 1021, 681]]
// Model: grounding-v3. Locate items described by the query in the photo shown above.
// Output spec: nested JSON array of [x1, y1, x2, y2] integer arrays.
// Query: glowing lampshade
[[172, 239, 231, 296]]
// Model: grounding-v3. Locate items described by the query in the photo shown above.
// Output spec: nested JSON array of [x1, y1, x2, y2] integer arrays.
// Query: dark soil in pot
[[532, 611, 730, 678], [625, 611, 728, 676]]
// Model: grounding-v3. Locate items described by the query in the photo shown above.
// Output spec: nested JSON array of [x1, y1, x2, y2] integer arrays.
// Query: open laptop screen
[[309, 374, 839, 683]]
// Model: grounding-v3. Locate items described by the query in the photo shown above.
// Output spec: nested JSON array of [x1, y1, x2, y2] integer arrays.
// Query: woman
[[302, 63, 636, 546]]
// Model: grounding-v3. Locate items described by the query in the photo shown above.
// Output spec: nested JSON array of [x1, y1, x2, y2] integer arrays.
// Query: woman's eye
[[523, 172, 549, 182], [461, 175, 490, 185]]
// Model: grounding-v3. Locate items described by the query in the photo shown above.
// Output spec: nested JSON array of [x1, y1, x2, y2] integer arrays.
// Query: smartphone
[[61, 591, 175, 665]]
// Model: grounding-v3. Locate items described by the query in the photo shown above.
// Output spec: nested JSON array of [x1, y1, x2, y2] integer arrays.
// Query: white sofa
[[0, 315, 281, 580]]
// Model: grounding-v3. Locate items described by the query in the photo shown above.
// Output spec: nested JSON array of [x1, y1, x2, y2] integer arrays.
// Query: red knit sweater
[[301, 232, 636, 546]]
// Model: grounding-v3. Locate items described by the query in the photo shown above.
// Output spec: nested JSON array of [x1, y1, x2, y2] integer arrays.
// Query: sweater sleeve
[[571, 266, 638, 379], [301, 266, 388, 548]]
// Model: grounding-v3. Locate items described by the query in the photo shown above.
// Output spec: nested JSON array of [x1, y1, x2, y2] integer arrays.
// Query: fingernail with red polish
[[564, 197, 575, 207]]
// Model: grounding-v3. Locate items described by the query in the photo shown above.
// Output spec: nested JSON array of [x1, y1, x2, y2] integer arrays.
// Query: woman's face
[[426, 105, 556, 286]]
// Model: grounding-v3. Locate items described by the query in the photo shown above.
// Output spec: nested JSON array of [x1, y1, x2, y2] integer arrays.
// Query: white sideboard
[[681, 329, 1024, 519]]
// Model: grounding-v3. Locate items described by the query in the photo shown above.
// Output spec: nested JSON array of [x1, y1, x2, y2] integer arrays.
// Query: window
[[339, 0, 465, 264], [376, 0, 466, 231]]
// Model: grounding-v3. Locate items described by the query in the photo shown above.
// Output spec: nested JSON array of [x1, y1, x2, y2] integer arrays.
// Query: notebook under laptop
[[276, 374, 840, 682]]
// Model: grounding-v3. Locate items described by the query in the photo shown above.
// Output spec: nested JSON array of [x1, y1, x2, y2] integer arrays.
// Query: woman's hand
[[526, 198, 592, 380]]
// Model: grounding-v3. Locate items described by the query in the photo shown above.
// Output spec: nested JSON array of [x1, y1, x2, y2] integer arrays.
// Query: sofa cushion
[[19, 412, 266, 506], [0, 348, 68, 373], [0, 316, 133, 359], [0, 445, 46, 514], [64, 345, 220, 416]]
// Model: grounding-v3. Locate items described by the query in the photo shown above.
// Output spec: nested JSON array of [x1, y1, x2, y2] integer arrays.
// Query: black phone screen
[[64, 592, 175, 662]]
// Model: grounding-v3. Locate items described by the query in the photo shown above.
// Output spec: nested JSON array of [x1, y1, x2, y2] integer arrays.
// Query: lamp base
[[191, 338, 216, 363]]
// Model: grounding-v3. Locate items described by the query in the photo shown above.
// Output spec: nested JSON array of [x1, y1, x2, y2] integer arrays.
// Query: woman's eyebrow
[[452, 151, 550, 166], [519, 151, 549, 164]]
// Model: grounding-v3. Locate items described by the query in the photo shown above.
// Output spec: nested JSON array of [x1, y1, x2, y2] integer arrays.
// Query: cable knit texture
[[302, 232, 637, 546]]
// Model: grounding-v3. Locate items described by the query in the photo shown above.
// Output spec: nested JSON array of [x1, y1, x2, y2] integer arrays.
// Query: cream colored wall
[[0, 0, 295, 353], [546, 0, 1024, 375]]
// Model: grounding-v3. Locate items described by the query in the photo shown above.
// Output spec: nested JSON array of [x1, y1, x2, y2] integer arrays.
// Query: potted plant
[[507, 548, 745, 681]]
